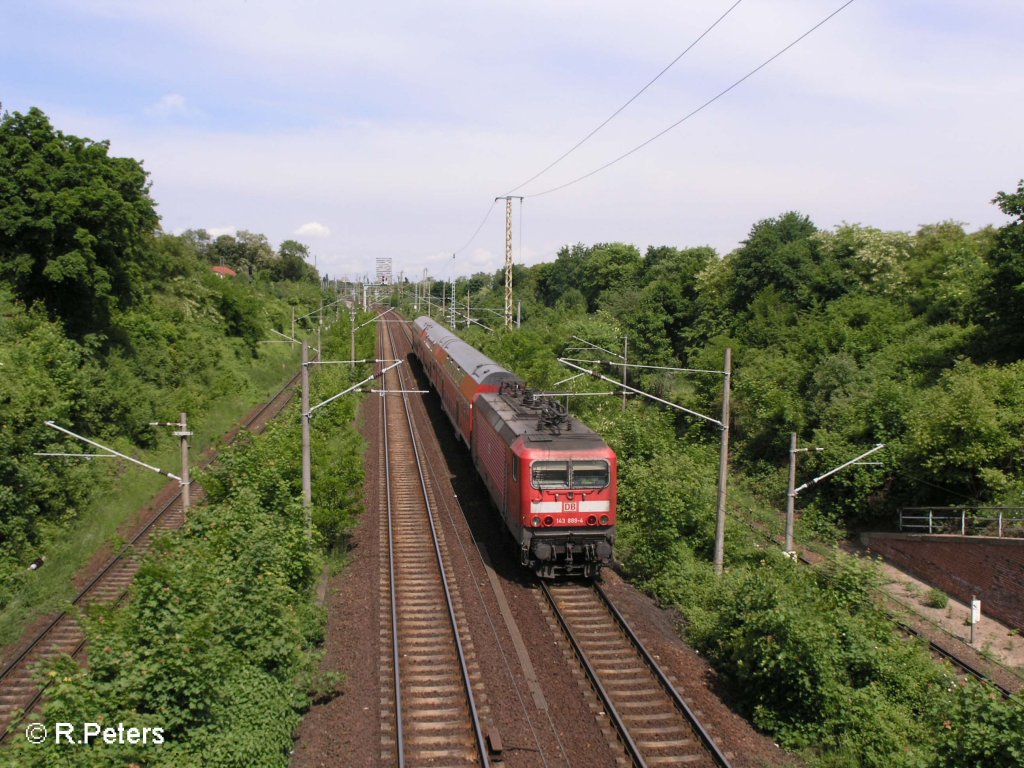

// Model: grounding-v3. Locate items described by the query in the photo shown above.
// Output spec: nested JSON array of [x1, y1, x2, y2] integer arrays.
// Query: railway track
[[376, 317, 492, 767], [0, 370, 303, 742], [541, 579, 732, 768]]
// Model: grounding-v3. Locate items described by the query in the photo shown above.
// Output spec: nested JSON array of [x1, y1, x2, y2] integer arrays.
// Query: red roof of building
[[211, 265, 237, 277]]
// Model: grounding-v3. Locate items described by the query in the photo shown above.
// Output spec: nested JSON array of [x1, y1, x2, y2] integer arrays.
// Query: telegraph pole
[[557, 349, 733, 574], [786, 432, 798, 554], [785, 441, 885, 558], [495, 196, 523, 327]]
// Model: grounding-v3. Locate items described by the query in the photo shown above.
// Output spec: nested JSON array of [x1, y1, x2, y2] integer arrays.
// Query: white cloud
[[146, 93, 189, 117], [294, 221, 331, 238]]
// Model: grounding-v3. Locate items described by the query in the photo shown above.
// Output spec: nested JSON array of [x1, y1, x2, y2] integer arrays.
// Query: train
[[411, 316, 617, 578]]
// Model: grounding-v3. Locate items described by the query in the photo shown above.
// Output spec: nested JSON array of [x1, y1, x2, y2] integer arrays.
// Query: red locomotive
[[412, 316, 616, 578]]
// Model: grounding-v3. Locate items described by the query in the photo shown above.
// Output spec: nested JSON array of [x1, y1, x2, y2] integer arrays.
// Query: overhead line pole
[[302, 341, 312, 515], [713, 348, 731, 575], [495, 196, 523, 328], [785, 434, 823, 555]]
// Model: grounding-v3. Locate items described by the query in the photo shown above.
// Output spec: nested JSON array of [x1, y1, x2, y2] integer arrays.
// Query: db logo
[[562, 501, 578, 513]]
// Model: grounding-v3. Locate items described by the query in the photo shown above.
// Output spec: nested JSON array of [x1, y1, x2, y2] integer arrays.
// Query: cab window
[[532, 460, 569, 489], [572, 459, 609, 489]]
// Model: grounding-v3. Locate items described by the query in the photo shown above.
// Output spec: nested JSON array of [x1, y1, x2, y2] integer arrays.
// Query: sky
[[2, 0, 1023, 284]]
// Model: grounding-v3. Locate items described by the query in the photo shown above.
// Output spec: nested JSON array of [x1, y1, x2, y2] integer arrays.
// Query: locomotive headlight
[[532, 516, 541, 527], [599, 515, 609, 526]]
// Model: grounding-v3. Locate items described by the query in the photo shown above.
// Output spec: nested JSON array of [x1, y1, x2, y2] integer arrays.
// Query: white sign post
[[970, 596, 981, 644]]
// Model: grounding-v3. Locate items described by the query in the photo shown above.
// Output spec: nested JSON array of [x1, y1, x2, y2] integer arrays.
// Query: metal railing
[[899, 507, 1024, 538]]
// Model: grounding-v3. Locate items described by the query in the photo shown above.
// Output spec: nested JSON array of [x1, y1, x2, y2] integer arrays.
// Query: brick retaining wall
[[860, 532, 1024, 632]]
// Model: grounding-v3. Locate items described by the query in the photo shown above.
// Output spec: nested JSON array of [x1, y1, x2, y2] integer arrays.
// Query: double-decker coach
[[413, 316, 616, 577]]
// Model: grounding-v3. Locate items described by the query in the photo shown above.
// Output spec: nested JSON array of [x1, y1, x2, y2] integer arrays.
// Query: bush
[[3, 484, 324, 766]]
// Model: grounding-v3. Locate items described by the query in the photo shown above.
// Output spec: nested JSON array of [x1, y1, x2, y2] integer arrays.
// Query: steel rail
[[593, 582, 734, 767], [391, 321, 490, 768], [380, 321, 406, 767], [542, 580, 736, 767], [539, 581, 646, 767], [382, 317, 490, 767]]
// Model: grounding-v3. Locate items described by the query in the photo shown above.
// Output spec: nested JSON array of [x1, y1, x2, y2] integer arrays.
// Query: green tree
[[209, 230, 276, 277], [907, 221, 990, 324], [274, 239, 317, 282], [640, 245, 714, 358], [0, 108, 159, 337], [979, 179, 1024, 361], [536, 243, 589, 307], [725, 212, 853, 315], [812, 223, 915, 300]]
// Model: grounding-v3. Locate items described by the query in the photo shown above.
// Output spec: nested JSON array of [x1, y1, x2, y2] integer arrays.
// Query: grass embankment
[[0, 342, 301, 649]]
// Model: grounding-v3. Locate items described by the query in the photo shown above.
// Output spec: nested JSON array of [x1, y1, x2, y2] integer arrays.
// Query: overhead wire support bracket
[[557, 358, 724, 429], [307, 358, 400, 367], [40, 420, 182, 482], [34, 452, 115, 460], [570, 336, 625, 361], [307, 361, 403, 418], [792, 443, 886, 497]]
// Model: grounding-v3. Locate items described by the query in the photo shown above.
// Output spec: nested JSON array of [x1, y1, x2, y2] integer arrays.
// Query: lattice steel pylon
[[495, 196, 522, 327], [375, 257, 392, 286]]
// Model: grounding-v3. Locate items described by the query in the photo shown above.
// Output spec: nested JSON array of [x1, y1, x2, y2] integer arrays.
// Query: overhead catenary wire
[[452, 200, 498, 258], [443, 0, 855, 279], [524, 0, 857, 199], [503, 0, 745, 196], [435, 199, 499, 286]]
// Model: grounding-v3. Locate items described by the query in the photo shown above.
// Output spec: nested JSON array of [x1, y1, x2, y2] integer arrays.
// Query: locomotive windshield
[[571, 459, 610, 489], [531, 459, 609, 490], [532, 461, 569, 489]]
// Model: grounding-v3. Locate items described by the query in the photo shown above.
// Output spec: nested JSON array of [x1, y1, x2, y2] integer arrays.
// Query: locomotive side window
[[571, 459, 609, 489], [532, 460, 569, 489]]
